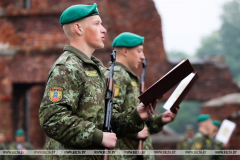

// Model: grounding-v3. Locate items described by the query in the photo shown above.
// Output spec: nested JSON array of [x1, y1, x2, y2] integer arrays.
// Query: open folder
[[138, 59, 198, 112]]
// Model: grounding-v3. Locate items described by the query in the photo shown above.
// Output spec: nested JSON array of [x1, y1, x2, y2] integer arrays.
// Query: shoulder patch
[[49, 87, 63, 102], [114, 84, 120, 97], [85, 70, 98, 77], [131, 81, 137, 87]]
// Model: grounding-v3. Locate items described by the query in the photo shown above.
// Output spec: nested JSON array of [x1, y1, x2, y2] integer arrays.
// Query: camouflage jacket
[[112, 62, 165, 160], [210, 137, 226, 160], [8, 142, 36, 160], [190, 132, 212, 160], [177, 136, 193, 160], [39, 45, 145, 160], [0, 143, 8, 160]]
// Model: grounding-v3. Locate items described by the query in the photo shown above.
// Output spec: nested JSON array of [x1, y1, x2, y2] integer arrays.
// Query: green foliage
[[196, 0, 240, 83], [167, 50, 190, 60], [157, 101, 202, 133], [196, 31, 223, 57]]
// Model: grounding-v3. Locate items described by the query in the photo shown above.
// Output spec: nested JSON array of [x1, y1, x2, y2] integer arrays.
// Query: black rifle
[[138, 58, 147, 160], [102, 50, 116, 160]]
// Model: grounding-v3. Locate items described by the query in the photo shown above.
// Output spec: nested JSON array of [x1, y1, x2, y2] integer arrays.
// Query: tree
[[196, 0, 240, 82]]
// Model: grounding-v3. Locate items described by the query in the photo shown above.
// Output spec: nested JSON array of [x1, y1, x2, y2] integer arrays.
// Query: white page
[[163, 72, 195, 110], [216, 119, 236, 144]]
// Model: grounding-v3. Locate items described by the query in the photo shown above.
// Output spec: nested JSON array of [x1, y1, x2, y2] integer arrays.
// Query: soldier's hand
[[136, 125, 148, 140], [101, 132, 117, 149], [162, 106, 180, 123], [137, 99, 158, 121]]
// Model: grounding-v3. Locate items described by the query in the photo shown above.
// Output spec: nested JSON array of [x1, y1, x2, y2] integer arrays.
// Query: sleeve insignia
[[114, 84, 120, 97], [131, 81, 137, 87], [49, 87, 63, 102]]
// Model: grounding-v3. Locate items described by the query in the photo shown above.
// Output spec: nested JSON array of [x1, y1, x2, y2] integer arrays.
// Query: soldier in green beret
[[177, 125, 195, 160], [110, 32, 179, 160], [190, 114, 213, 160], [8, 129, 36, 160], [39, 3, 159, 160], [210, 120, 226, 160]]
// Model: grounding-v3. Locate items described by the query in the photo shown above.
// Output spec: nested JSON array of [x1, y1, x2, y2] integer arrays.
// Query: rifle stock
[[102, 50, 116, 160]]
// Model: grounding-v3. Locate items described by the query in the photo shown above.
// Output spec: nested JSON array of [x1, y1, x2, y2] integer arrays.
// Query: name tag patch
[[85, 71, 98, 77], [131, 81, 137, 87]]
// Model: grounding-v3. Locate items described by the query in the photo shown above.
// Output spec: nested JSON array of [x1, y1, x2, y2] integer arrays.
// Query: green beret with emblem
[[60, 3, 99, 25], [212, 120, 221, 128], [112, 32, 144, 48], [15, 129, 25, 136], [197, 114, 210, 122]]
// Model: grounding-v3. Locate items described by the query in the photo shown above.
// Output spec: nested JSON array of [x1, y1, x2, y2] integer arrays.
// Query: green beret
[[197, 114, 210, 122], [212, 120, 221, 128], [15, 129, 25, 136], [60, 3, 99, 25], [112, 32, 144, 48]]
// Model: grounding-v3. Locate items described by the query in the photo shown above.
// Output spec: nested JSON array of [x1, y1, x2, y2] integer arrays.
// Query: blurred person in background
[[210, 120, 226, 160], [177, 124, 195, 160], [190, 114, 214, 160], [0, 131, 8, 160], [8, 129, 36, 160]]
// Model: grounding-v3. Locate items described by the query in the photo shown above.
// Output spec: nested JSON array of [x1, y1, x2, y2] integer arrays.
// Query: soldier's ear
[[74, 23, 83, 36], [122, 47, 128, 57]]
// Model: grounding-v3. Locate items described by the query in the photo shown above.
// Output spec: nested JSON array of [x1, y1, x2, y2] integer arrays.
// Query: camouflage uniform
[[39, 45, 145, 160], [0, 143, 8, 160], [177, 136, 193, 160], [112, 62, 165, 160], [190, 132, 212, 160], [8, 142, 36, 160], [211, 138, 225, 160]]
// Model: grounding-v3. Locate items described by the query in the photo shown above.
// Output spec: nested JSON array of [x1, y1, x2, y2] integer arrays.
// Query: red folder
[[138, 59, 196, 106]]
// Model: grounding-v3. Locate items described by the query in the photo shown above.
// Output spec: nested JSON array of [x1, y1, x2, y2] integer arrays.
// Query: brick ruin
[[0, 1, 239, 157]]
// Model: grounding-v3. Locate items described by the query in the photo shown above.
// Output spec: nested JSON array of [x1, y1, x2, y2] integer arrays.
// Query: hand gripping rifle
[[137, 58, 147, 160], [102, 50, 116, 160]]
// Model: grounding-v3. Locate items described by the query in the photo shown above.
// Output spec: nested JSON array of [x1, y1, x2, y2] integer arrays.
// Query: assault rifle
[[102, 50, 116, 160]]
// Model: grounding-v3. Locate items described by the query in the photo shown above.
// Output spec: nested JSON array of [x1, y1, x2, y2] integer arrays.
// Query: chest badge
[[131, 81, 137, 87], [85, 71, 98, 77]]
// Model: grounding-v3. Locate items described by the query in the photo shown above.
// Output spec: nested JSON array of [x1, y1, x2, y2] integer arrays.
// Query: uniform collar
[[112, 62, 139, 81], [64, 45, 104, 67]]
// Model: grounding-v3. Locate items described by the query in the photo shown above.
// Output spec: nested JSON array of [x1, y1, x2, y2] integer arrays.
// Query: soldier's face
[[127, 45, 145, 70], [15, 135, 25, 144], [0, 134, 5, 143], [82, 15, 107, 49]]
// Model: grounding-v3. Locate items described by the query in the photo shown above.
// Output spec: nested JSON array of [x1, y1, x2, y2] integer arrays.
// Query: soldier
[[39, 3, 158, 160], [177, 125, 195, 160], [210, 120, 225, 160], [111, 32, 179, 160], [190, 114, 213, 160], [0, 131, 8, 160], [8, 129, 36, 160]]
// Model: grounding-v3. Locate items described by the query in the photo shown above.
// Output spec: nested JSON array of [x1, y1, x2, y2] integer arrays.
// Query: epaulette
[[114, 66, 121, 72]]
